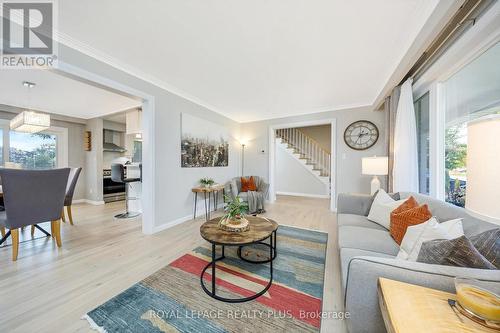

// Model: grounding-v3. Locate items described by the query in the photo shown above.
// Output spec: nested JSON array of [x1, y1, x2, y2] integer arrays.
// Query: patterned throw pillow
[[470, 228, 500, 269], [240, 176, 257, 192], [390, 202, 432, 245], [391, 196, 418, 216], [417, 236, 496, 269]]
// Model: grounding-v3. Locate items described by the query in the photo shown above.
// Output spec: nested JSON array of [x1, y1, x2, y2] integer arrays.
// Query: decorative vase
[[219, 215, 249, 233]]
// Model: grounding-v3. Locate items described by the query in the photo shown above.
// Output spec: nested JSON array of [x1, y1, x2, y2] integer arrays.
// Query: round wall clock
[[344, 120, 379, 150]]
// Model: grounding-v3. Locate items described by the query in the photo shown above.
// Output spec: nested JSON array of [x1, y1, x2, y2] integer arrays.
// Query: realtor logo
[[1, 1, 58, 68]]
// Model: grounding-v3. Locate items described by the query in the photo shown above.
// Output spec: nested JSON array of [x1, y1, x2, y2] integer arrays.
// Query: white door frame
[[52, 61, 156, 235], [268, 118, 337, 211]]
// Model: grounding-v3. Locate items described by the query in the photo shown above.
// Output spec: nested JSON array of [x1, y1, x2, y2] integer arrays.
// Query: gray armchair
[[224, 176, 269, 214], [0, 168, 70, 261]]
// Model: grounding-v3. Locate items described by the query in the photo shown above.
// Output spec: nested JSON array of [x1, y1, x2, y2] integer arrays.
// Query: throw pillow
[[367, 189, 407, 229], [417, 236, 496, 269], [396, 217, 464, 261], [240, 176, 257, 192], [391, 196, 418, 216], [470, 228, 500, 269], [390, 203, 432, 245]]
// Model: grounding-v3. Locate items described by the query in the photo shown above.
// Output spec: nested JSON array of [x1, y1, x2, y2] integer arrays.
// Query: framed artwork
[[181, 113, 229, 167]]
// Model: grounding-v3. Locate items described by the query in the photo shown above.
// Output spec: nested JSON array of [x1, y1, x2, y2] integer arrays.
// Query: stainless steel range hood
[[103, 129, 126, 152]]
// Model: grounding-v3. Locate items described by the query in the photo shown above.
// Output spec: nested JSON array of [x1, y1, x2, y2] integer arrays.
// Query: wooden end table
[[192, 184, 225, 221], [199, 216, 278, 303], [378, 277, 498, 333]]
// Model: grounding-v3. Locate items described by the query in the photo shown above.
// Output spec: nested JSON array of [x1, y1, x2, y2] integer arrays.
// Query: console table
[[192, 184, 225, 221]]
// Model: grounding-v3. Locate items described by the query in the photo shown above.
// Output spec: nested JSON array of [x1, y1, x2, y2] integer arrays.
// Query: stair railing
[[275, 128, 331, 178]]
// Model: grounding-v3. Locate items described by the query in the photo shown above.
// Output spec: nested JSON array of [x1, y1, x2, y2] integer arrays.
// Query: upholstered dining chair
[[61, 167, 82, 225], [0, 168, 70, 261]]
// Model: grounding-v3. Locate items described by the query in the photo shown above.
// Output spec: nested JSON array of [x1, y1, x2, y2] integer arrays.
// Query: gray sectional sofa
[[337, 192, 500, 333]]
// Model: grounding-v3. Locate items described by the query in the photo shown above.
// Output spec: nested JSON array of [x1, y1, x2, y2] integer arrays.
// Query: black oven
[[103, 169, 126, 202]]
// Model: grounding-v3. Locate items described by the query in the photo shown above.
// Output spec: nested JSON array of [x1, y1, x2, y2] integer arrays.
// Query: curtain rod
[[400, 0, 495, 84]]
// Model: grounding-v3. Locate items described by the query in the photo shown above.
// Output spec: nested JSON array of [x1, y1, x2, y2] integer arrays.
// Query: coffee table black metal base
[[237, 229, 277, 264], [200, 231, 275, 303]]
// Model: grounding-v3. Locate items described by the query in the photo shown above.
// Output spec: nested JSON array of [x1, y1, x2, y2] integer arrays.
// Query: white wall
[[296, 124, 331, 153], [241, 106, 387, 199], [275, 142, 329, 196], [60, 45, 241, 231], [85, 117, 103, 202]]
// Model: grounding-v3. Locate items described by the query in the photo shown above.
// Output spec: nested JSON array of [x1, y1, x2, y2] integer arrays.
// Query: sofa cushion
[[337, 214, 387, 231], [470, 228, 500, 269], [399, 192, 497, 237], [237, 192, 248, 201], [340, 247, 394, 289], [417, 235, 496, 269], [390, 203, 432, 245], [338, 226, 399, 256]]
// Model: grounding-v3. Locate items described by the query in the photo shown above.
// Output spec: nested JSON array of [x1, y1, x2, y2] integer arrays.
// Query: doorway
[[268, 119, 337, 211], [50, 62, 156, 234]]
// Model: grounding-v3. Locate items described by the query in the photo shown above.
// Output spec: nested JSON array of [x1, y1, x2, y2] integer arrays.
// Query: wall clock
[[344, 120, 379, 150]]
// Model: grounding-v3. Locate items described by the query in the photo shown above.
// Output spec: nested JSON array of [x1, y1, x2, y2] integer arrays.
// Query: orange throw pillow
[[390, 203, 432, 245], [391, 196, 418, 216], [240, 176, 257, 192]]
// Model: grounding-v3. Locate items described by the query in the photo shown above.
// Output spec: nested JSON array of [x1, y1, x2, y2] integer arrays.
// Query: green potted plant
[[199, 177, 215, 188], [219, 195, 249, 232]]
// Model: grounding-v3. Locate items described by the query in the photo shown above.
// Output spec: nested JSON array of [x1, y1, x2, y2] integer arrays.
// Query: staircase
[[275, 128, 331, 188]]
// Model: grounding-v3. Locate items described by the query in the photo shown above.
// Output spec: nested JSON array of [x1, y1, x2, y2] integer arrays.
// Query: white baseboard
[[152, 203, 225, 234], [73, 199, 105, 205], [276, 191, 330, 199]]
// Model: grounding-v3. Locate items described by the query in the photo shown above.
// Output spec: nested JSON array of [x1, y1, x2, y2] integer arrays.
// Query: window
[[414, 92, 430, 195], [444, 42, 500, 207], [0, 119, 67, 169], [9, 132, 57, 169], [0, 129, 3, 165], [132, 140, 142, 163]]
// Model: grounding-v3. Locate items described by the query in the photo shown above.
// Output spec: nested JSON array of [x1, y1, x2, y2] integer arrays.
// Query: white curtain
[[393, 78, 419, 192]]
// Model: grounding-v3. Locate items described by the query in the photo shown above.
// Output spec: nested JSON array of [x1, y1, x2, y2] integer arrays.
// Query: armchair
[[224, 176, 269, 214]]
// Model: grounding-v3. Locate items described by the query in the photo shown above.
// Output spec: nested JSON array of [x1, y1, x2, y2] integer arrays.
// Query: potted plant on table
[[199, 177, 215, 188], [219, 195, 249, 232]]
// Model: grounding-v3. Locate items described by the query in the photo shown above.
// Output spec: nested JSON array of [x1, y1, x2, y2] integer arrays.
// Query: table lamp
[[466, 115, 500, 224], [362, 156, 388, 195]]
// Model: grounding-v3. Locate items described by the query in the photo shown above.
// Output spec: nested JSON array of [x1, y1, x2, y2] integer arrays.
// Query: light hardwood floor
[[0, 195, 346, 333]]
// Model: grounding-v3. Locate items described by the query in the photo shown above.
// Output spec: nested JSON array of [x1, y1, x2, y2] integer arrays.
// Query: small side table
[[378, 278, 498, 333], [192, 184, 225, 221]]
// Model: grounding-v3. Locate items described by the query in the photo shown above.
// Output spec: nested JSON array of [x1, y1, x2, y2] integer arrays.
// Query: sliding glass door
[[414, 92, 430, 195], [443, 42, 500, 207]]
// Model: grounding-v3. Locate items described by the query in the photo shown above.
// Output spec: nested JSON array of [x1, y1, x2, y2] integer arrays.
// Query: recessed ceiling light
[[22, 81, 36, 88]]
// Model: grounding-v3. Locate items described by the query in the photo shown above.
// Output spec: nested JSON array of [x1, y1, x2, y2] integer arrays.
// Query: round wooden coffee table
[[199, 216, 278, 303]]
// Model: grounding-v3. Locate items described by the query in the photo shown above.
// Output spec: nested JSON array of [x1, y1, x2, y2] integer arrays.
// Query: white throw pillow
[[367, 189, 406, 229], [396, 217, 464, 261]]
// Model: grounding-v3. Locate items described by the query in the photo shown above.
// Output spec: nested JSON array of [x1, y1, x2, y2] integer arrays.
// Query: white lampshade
[[466, 115, 500, 224], [126, 109, 142, 134], [10, 111, 50, 133], [362, 156, 388, 176]]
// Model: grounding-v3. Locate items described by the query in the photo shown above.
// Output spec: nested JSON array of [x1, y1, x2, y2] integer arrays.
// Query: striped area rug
[[85, 225, 328, 332]]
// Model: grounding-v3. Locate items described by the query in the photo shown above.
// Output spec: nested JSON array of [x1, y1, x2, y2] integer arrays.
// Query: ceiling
[[56, 0, 446, 122], [0, 69, 141, 119], [103, 112, 127, 124]]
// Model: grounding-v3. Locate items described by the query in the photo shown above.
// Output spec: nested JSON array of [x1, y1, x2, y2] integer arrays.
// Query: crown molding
[[54, 31, 375, 124]]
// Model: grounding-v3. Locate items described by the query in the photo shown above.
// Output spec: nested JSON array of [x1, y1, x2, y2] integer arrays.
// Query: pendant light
[[10, 81, 50, 133]]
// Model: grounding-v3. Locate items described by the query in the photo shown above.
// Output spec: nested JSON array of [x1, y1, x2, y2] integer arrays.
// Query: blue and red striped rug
[[85, 225, 328, 332]]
